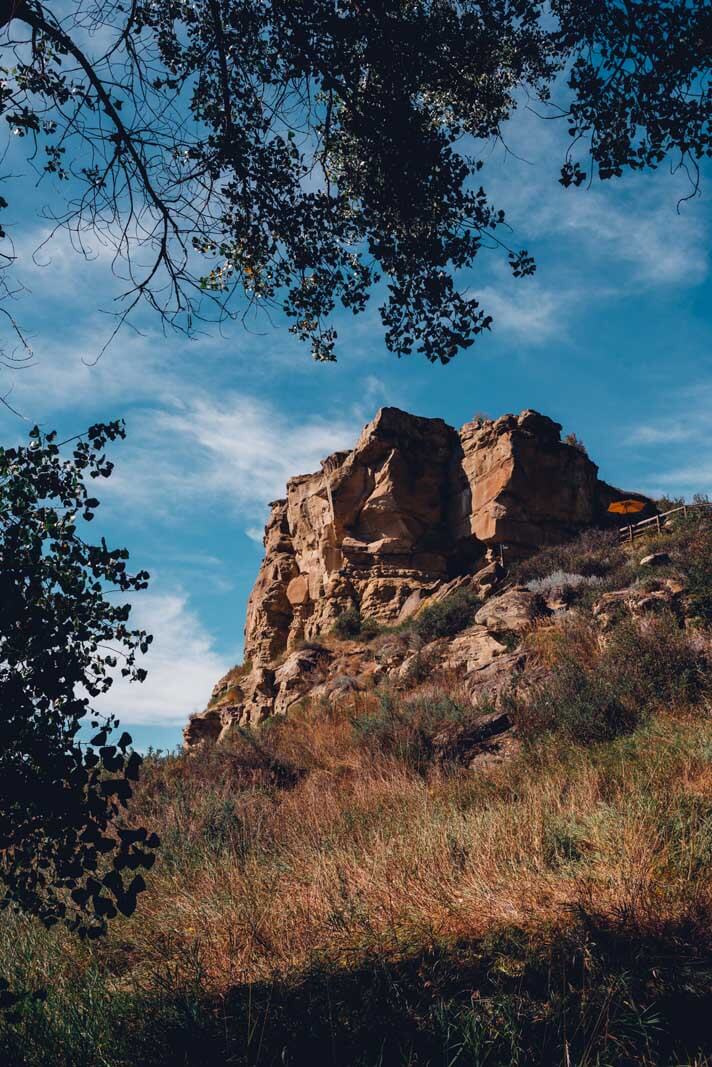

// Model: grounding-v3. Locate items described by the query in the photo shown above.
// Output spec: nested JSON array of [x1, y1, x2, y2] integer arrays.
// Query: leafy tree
[[0, 420, 158, 946], [0, 1, 709, 362]]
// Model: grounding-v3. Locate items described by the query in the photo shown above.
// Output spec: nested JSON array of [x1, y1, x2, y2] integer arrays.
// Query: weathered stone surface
[[592, 579, 685, 630], [444, 626, 509, 674], [273, 646, 333, 716], [241, 407, 648, 667], [186, 405, 652, 746], [474, 587, 551, 634]]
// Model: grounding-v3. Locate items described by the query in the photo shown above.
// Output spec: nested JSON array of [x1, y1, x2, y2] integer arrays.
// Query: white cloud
[[100, 390, 364, 536], [656, 462, 712, 491], [486, 100, 710, 290], [624, 381, 712, 497], [95, 588, 230, 726], [625, 383, 712, 447], [476, 281, 570, 344]]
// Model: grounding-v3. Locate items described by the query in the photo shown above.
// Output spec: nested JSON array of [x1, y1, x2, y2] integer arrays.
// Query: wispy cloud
[[95, 587, 230, 726], [486, 100, 710, 291], [625, 381, 712, 496], [102, 390, 364, 533], [476, 280, 573, 344]]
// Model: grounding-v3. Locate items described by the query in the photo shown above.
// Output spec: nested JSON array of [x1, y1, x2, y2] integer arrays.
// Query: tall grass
[[2, 518, 712, 1065]]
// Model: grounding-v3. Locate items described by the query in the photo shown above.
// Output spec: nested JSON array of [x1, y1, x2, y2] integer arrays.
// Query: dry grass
[[17, 698, 712, 993], [2, 515, 712, 1065], [5, 698, 712, 1064]]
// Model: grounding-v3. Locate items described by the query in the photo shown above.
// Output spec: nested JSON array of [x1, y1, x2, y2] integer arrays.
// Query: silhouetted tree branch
[[0, 421, 158, 947], [0, 1, 709, 362]]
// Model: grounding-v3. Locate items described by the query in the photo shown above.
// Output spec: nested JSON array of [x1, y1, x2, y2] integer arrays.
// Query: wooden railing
[[618, 502, 712, 544]]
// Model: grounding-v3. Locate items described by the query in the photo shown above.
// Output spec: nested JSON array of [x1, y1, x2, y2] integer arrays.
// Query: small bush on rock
[[333, 607, 381, 641], [527, 570, 604, 600], [352, 690, 470, 771], [333, 607, 363, 638], [411, 590, 481, 642]]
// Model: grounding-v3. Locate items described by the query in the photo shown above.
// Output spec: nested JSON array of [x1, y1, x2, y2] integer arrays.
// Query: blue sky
[[1, 98, 711, 751]]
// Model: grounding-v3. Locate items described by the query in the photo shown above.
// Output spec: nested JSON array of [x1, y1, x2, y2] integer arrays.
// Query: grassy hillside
[[1, 515, 711, 1066]]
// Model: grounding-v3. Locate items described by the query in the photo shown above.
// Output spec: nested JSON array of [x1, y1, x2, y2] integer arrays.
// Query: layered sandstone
[[184, 406, 651, 745], [245, 407, 646, 662]]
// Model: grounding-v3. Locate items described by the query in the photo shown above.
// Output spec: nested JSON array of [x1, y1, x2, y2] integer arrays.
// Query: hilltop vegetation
[[1, 513, 711, 1066]]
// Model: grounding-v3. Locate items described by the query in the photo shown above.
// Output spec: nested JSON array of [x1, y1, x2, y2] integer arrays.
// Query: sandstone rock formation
[[184, 406, 652, 746]]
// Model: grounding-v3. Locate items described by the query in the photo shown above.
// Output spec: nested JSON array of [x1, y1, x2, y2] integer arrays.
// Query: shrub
[[510, 528, 624, 584], [351, 690, 470, 771], [333, 607, 382, 641], [563, 431, 588, 455], [515, 614, 708, 745], [516, 657, 640, 744], [399, 645, 439, 686], [526, 570, 604, 601], [333, 607, 363, 638], [411, 590, 480, 642], [294, 639, 329, 653], [685, 525, 712, 625]]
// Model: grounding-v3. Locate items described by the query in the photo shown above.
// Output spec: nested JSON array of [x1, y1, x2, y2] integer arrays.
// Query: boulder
[[593, 579, 685, 629], [474, 587, 551, 634], [273, 646, 333, 716], [444, 626, 510, 673]]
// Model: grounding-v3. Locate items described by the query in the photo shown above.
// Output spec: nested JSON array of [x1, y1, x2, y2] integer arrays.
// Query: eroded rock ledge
[[185, 406, 650, 745]]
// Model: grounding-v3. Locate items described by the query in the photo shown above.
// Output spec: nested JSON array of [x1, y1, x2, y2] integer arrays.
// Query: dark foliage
[[516, 614, 707, 744], [6, 919, 712, 1066], [0, 2, 709, 361], [0, 423, 158, 939], [333, 607, 363, 639], [333, 607, 380, 641], [686, 523, 712, 624], [411, 589, 481, 642]]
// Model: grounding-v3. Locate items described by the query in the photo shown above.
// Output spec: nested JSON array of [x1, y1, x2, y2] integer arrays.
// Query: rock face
[[184, 406, 652, 745], [244, 407, 647, 662], [244, 408, 461, 663]]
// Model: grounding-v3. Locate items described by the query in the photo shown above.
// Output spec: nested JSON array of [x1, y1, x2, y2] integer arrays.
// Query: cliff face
[[244, 408, 461, 664], [244, 407, 644, 662], [185, 406, 651, 745]]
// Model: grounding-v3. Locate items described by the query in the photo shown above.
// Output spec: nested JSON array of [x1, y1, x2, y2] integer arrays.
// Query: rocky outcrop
[[185, 406, 652, 745], [244, 407, 649, 664], [474, 587, 551, 634]]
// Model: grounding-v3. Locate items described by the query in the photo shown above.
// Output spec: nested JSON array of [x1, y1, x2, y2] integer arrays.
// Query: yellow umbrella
[[607, 499, 646, 515]]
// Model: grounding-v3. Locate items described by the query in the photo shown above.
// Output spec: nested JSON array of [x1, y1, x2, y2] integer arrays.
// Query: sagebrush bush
[[511, 528, 623, 583], [526, 570, 605, 605], [333, 606, 362, 638], [351, 689, 470, 771]]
